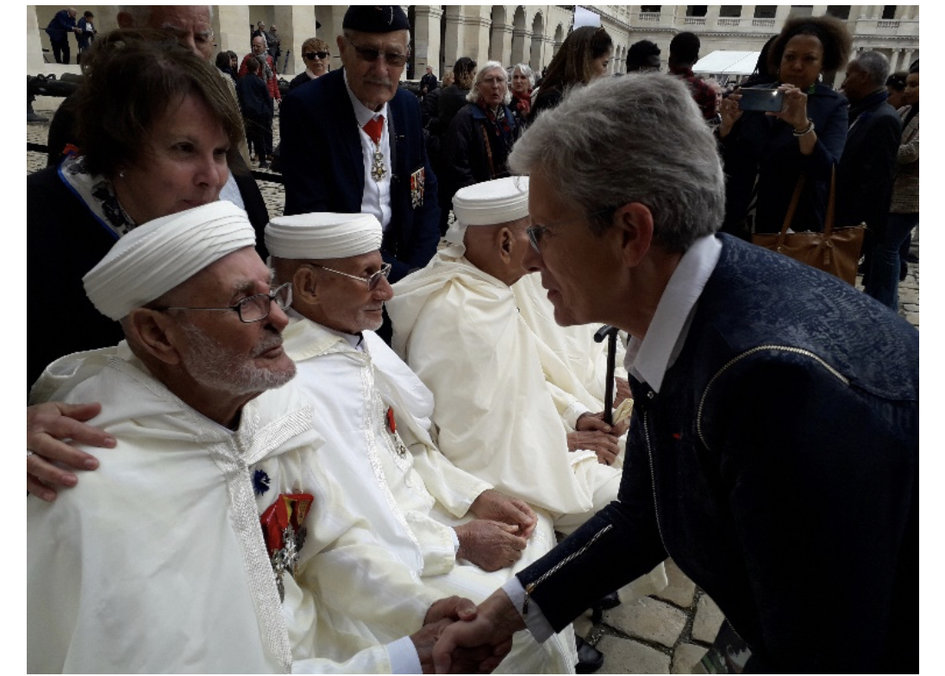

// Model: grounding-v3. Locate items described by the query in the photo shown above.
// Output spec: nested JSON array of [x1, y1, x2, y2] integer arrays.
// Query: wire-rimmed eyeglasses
[[307, 262, 392, 290], [527, 207, 617, 254], [153, 282, 292, 323]]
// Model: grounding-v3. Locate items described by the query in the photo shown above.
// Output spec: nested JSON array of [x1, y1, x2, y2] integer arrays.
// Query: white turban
[[83, 201, 257, 321], [265, 212, 383, 260], [444, 176, 530, 247]]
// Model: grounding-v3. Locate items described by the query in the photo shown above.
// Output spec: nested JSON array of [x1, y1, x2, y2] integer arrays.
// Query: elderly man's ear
[[292, 265, 320, 305], [123, 309, 183, 365], [498, 227, 516, 262]]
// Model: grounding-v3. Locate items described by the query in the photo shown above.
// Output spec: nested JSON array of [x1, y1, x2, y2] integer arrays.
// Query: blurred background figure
[[289, 37, 330, 90], [865, 61, 919, 309], [667, 31, 716, 121], [625, 39, 660, 73], [216, 49, 237, 85], [885, 71, 908, 109], [441, 62, 521, 227], [509, 63, 534, 127], [237, 55, 273, 168], [419, 64, 438, 98], [75, 10, 96, 63], [529, 25, 613, 123]]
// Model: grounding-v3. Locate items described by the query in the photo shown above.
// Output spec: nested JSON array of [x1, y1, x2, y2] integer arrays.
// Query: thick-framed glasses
[[304, 51, 329, 60], [346, 38, 407, 67], [307, 262, 392, 290], [154, 283, 292, 323]]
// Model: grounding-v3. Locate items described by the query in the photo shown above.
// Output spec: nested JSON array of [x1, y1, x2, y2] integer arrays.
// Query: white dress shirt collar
[[625, 234, 722, 393]]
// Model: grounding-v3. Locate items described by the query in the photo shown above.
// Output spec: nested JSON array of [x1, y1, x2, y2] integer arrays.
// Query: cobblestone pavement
[[27, 99, 919, 674]]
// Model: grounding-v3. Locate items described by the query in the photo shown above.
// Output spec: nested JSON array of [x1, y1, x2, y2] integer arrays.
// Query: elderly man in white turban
[[386, 177, 667, 589], [27, 202, 479, 674], [264, 211, 576, 673]]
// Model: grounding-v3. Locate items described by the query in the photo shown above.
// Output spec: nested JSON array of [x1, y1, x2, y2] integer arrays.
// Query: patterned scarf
[[57, 154, 135, 240]]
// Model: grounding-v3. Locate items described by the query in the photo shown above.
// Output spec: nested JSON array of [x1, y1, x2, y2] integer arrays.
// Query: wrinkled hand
[[454, 520, 527, 572], [576, 410, 628, 437], [433, 589, 522, 673], [615, 377, 631, 408], [424, 596, 477, 625], [27, 402, 113, 502], [469, 489, 537, 539], [568, 426, 621, 466]]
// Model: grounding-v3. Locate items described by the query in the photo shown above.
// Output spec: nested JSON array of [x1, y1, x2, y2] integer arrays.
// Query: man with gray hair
[[836, 50, 902, 279], [431, 72, 917, 673], [27, 202, 479, 673]]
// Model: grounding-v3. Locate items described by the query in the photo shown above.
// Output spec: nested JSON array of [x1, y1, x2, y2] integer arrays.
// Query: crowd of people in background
[[28, 6, 918, 675]]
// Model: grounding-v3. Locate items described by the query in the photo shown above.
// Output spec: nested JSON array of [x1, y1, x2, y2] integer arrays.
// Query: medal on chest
[[260, 492, 314, 602], [386, 406, 408, 457], [371, 147, 387, 182]]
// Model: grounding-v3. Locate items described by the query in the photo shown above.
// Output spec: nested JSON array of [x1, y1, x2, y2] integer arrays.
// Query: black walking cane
[[588, 324, 622, 624], [593, 325, 620, 426]]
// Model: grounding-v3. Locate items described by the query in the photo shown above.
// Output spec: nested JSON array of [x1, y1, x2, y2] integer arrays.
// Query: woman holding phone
[[717, 16, 851, 237]]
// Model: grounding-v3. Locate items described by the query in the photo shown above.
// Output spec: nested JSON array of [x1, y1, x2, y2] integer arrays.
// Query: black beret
[[342, 6, 409, 33]]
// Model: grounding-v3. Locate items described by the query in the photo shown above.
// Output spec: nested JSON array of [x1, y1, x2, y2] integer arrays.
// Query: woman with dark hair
[[528, 26, 613, 123], [27, 30, 251, 390], [215, 49, 237, 84], [718, 15, 851, 237], [437, 56, 478, 136], [885, 71, 908, 109]]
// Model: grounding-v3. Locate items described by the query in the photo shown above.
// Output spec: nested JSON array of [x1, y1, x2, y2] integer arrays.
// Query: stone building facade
[[28, 5, 918, 82]]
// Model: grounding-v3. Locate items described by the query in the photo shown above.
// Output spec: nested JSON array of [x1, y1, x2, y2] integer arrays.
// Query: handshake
[[411, 589, 526, 673]]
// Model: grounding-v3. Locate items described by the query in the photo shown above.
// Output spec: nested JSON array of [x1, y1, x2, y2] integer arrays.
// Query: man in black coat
[[836, 51, 902, 283], [280, 5, 440, 286], [420, 65, 438, 97]]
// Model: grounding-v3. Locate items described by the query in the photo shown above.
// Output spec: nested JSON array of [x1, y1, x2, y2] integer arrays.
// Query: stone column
[[490, 23, 513, 65], [413, 5, 444, 78], [511, 27, 527, 65], [215, 5, 251, 58], [274, 5, 318, 77]]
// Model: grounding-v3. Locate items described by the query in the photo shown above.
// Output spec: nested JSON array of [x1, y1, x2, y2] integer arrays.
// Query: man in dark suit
[[836, 50, 902, 284], [431, 73, 918, 674], [280, 5, 440, 285]]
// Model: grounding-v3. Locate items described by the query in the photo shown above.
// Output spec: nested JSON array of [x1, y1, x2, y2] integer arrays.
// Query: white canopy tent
[[693, 50, 761, 83]]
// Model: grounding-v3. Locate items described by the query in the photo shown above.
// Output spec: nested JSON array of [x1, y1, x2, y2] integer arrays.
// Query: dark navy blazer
[[517, 235, 918, 672], [280, 69, 440, 282]]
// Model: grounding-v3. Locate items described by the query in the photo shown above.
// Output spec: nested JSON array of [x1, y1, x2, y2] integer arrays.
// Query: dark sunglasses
[[304, 51, 330, 60], [347, 39, 407, 67]]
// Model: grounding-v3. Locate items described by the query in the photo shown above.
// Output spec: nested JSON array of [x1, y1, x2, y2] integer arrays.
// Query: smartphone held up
[[737, 87, 784, 112]]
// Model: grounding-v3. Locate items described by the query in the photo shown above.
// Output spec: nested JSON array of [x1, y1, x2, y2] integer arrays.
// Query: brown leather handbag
[[751, 166, 865, 285]]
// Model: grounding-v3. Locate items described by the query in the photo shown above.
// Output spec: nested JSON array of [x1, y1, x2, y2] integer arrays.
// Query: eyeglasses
[[527, 208, 616, 254], [304, 51, 330, 60], [526, 225, 551, 254], [154, 283, 292, 323], [346, 38, 407, 67], [307, 262, 392, 290]]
